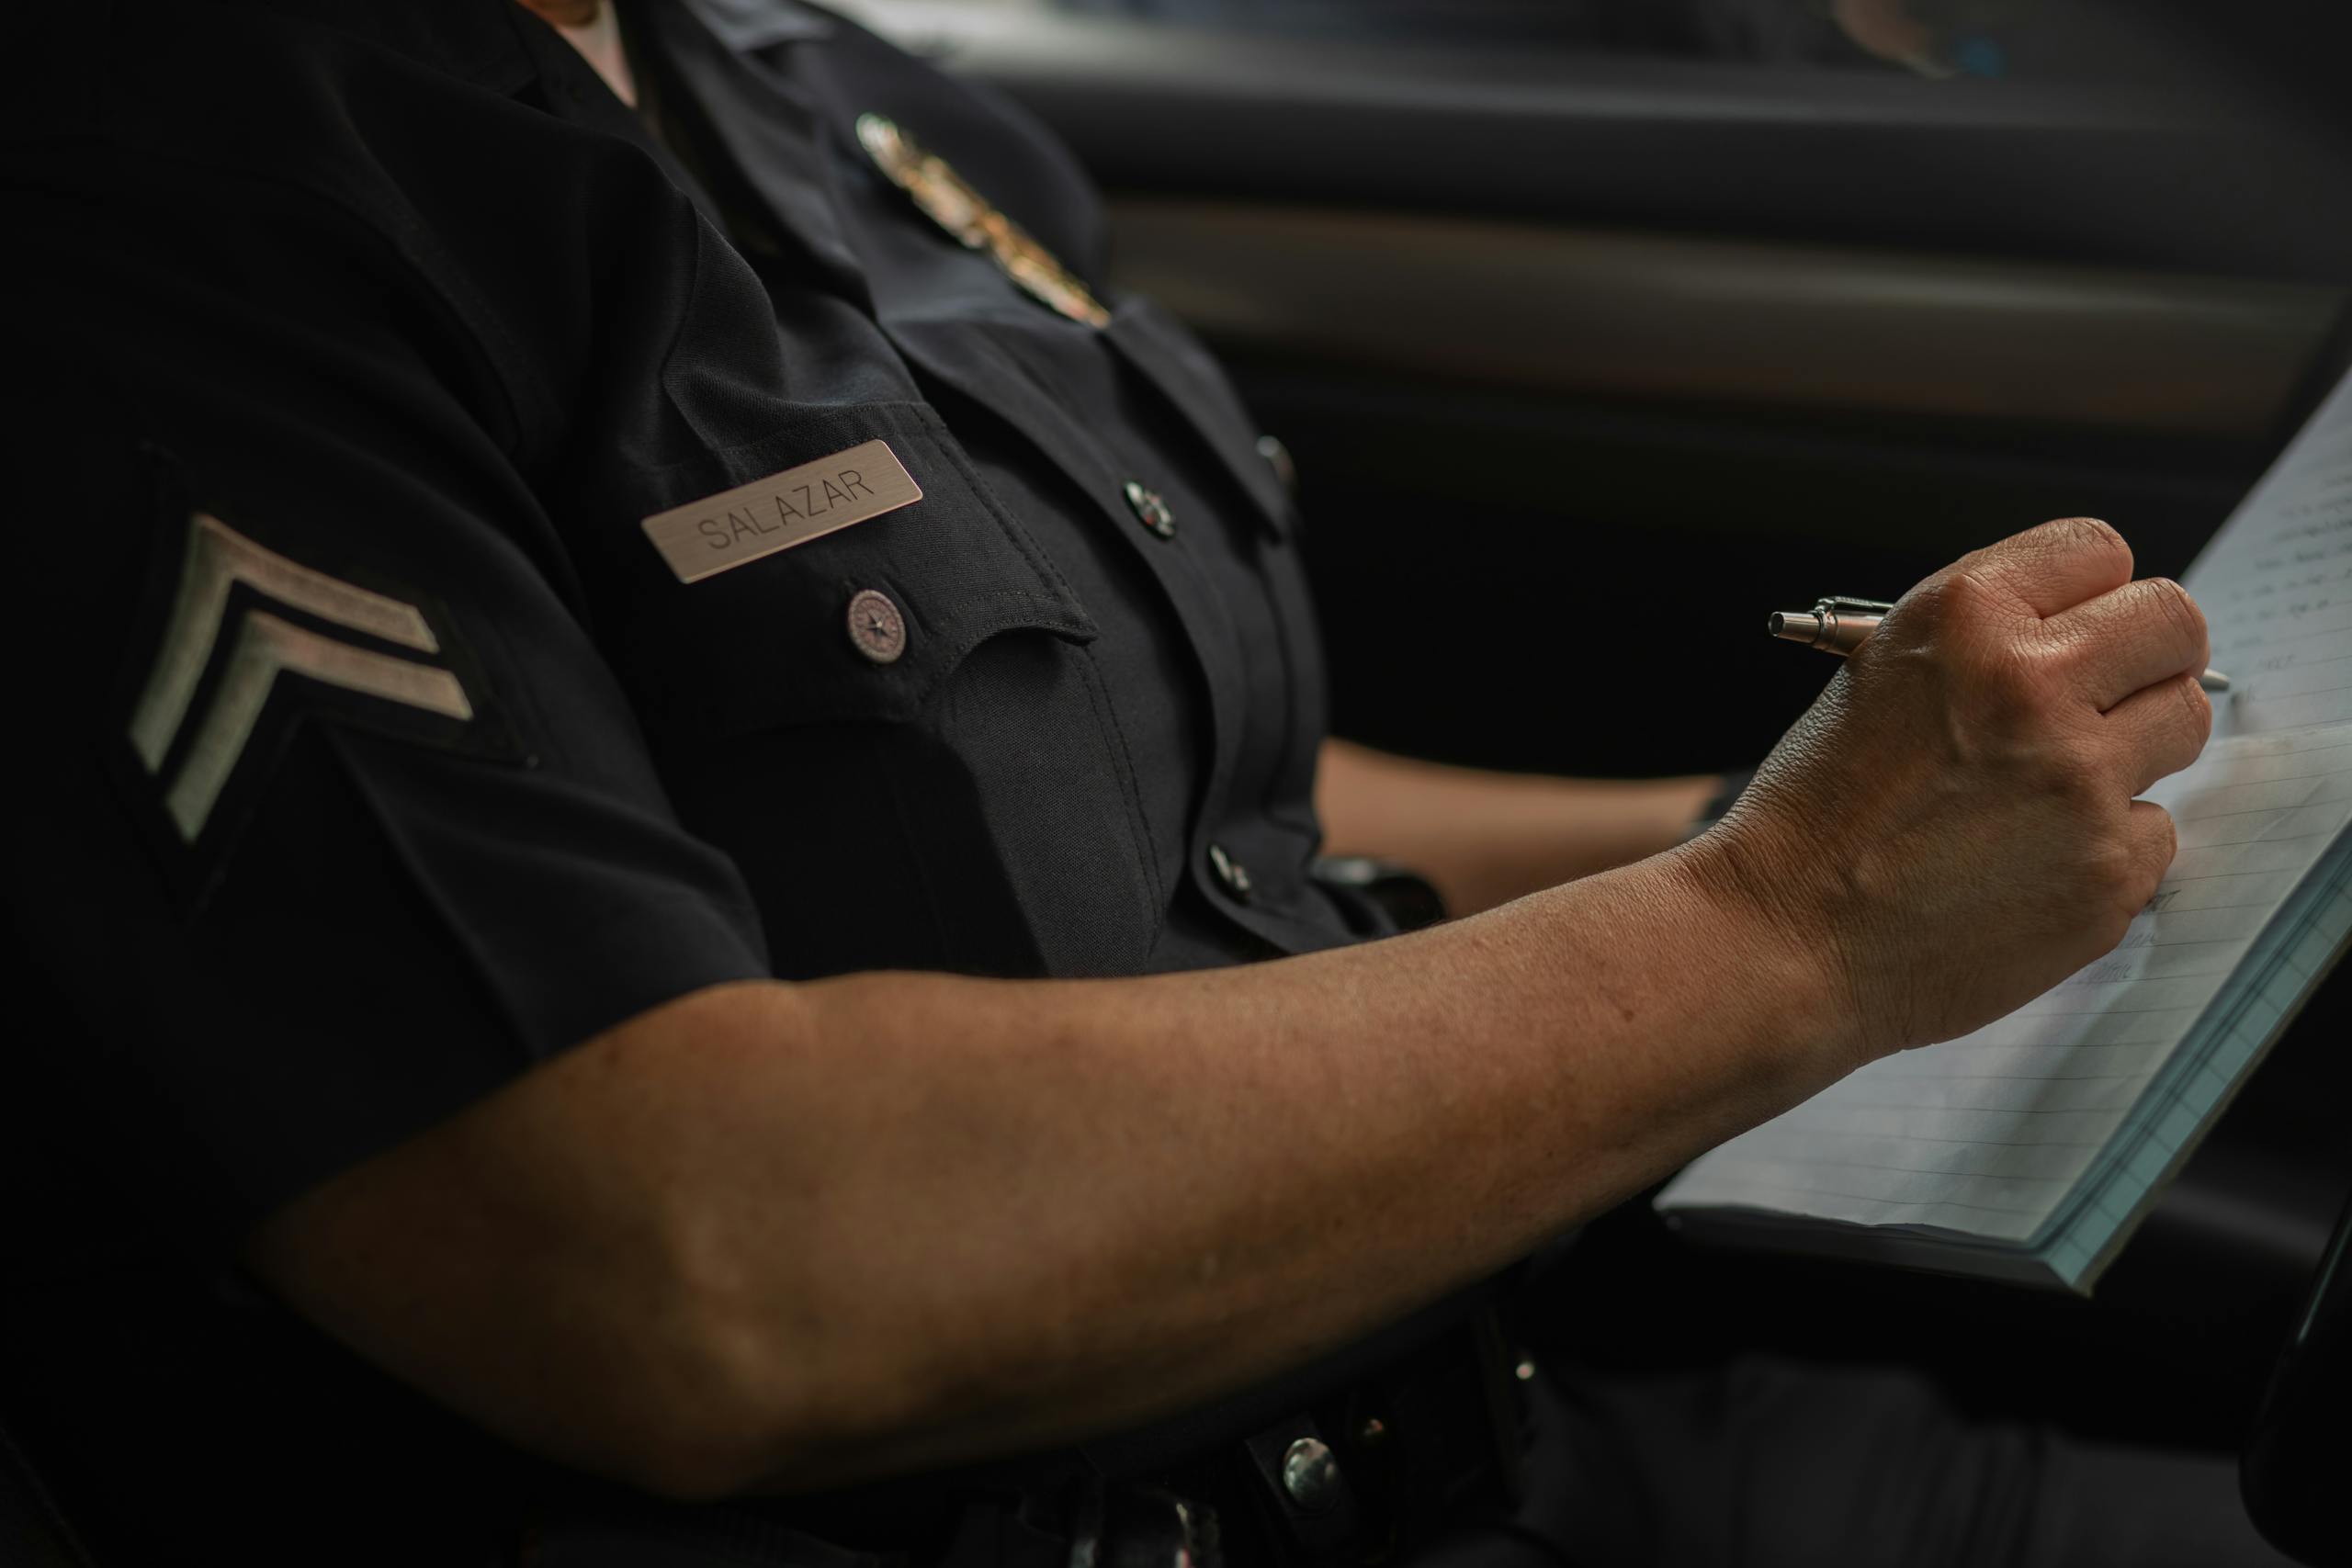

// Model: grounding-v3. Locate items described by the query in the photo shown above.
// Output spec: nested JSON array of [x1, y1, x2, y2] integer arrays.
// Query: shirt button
[[1124, 480, 1177, 539], [1256, 434, 1296, 495], [846, 589, 907, 664], [1206, 842, 1253, 900]]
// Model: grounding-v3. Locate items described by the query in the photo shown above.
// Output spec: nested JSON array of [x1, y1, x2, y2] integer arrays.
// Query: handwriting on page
[[1657, 371, 2352, 1250], [1657, 721, 2352, 1240], [2189, 377, 2352, 737]]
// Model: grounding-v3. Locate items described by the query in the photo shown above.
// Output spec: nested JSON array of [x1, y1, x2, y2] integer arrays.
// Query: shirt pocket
[[599, 400, 1164, 980], [606, 400, 1098, 737]]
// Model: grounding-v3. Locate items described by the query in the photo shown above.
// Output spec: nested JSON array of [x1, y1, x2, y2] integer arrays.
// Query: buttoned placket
[[594, 2, 1346, 952]]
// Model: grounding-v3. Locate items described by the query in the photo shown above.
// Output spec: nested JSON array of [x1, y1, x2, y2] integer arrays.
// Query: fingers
[[2124, 799, 2180, 904], [2104, 672, 2214, 794], [2045, 577, 2209, 711], [1954, 517, 2134, 618]]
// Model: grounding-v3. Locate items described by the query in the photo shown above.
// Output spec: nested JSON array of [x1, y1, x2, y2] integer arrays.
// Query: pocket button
[[846, 589, 908, 665]]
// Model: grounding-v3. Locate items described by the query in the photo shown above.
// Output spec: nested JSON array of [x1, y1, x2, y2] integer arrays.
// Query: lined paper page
[[2189, 373, 2352, 738], [1658, 722, 2352, 1238], [1658, 367, 2352, 1250], [2043, 845, 2352, 1285]]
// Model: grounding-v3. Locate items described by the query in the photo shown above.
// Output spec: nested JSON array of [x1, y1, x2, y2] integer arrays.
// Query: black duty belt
[[522, 1291, 1529, 1568], [1072, 1302, 1531, 1568]]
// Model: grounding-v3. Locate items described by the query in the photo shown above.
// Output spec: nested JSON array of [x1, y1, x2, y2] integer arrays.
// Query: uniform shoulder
[[4, 0, 534, 219], [8, 0, 579, 450]]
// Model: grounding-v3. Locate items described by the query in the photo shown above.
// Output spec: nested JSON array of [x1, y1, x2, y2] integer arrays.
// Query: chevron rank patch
[[127, 512, 475, 845]]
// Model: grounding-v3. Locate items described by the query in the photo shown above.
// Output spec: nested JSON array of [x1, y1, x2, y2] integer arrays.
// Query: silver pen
[[1770, 595, 2232, 693]]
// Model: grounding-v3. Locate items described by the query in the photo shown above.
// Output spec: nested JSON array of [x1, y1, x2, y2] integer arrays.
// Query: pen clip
[[1814, 596, 1896, 616]]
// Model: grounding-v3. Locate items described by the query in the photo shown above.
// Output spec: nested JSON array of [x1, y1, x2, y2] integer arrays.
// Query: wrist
[[1658, 828, 1874, 1078]]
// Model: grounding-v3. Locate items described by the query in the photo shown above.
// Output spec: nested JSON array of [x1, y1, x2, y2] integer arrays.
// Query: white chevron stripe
[[130, 513, 440, 771], [162, 610, 472, 841]]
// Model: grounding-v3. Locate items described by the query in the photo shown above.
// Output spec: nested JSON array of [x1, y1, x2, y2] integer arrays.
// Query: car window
[[877, 0, 2313, 95]]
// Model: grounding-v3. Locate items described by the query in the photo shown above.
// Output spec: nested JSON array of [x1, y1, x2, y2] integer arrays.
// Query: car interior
[[6, 0, 2347, 1561], [828, 0, 2352, 1543]]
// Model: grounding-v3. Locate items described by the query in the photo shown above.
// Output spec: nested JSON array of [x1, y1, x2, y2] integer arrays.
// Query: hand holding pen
[[1712, 520, 2216, 1058], [1770, 594, 2232, 693]]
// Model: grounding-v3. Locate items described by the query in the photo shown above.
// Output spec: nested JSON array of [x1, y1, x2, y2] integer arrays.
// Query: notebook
[[1654, 366, 2352, 1292]]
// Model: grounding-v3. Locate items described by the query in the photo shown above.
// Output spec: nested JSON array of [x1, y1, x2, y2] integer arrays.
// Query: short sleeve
[[7, 157, 774, 1252]]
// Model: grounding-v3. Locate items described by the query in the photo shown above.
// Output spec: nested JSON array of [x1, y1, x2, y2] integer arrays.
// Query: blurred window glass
[[893, 0, 2243, 89]]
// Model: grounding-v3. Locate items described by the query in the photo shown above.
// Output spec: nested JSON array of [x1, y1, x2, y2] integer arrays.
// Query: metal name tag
[[640, 438, 922, 584]]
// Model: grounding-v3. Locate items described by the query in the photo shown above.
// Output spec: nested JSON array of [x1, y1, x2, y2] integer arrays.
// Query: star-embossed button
[[846, 589, 907, 664], [1124, 480, 1177, 540]]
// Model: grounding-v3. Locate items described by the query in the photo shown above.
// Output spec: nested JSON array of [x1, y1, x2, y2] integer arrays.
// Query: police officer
[[1, 1, 2289, 1564]]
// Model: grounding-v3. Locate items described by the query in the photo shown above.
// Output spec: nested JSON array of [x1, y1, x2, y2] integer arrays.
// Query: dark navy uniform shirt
[[2, 1, 1393, 1561]]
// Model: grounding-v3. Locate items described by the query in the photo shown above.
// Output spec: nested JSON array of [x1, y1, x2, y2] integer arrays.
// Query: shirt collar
[[233, 0, 540, 92], [639, 0, 870, 305], [673, 0, 836, 51]]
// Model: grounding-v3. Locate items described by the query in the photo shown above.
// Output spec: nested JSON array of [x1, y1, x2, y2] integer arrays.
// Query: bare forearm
[[1316, 739, 1721, 915], [775, 856, 1822, 1482], [250, 520, 2219, 1504], [290, 838, 1834, 1495]]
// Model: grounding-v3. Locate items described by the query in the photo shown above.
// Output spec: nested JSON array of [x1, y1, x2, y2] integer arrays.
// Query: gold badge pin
[[856, 113, 1112, 330]]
